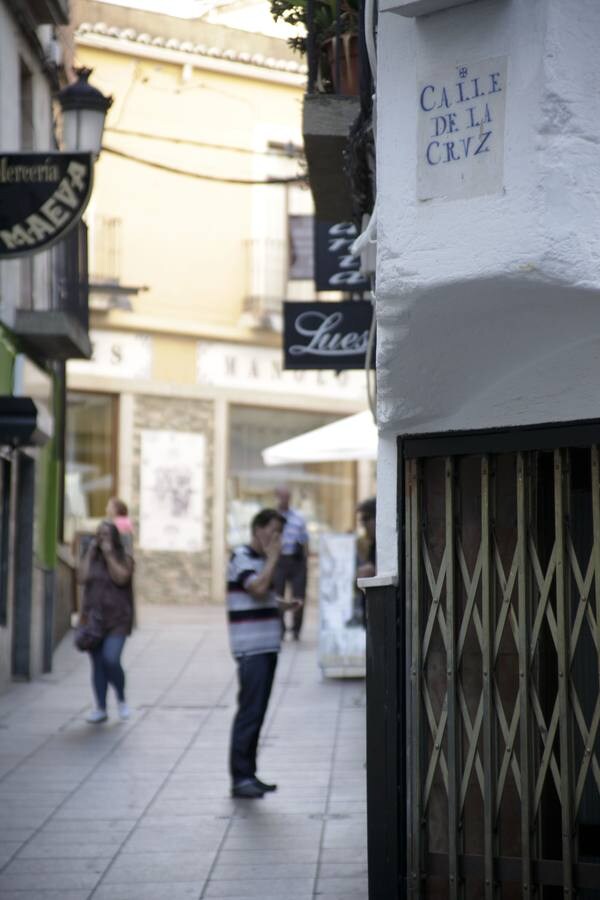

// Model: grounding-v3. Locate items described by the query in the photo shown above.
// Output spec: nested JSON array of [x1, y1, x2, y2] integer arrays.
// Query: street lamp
[[57, 67, 113, 157]]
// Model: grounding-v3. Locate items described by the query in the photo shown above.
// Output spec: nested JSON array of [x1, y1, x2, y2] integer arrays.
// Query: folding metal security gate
[[405, 439, 600, 898]]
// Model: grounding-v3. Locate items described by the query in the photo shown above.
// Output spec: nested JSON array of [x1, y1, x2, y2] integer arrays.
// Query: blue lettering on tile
[[420, 67, 504, 167]]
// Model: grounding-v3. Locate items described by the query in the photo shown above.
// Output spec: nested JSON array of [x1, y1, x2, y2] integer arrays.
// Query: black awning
[[0, 397, 48, 447]]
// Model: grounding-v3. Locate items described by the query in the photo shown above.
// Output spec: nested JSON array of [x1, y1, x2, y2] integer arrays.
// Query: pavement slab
[[0, 604, 367, 898]]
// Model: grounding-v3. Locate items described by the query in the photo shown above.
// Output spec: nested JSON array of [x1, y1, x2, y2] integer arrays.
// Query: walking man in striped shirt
[[227, 508, 299, 799]]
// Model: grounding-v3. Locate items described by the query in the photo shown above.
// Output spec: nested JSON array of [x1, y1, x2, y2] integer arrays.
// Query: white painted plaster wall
[[376, 0, 600, 435], [374, 0, 600, 576]]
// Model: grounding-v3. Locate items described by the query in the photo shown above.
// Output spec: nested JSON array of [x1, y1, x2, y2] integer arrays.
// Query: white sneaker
[[117, 701, 131, 721], [86, 708, 107, 724]]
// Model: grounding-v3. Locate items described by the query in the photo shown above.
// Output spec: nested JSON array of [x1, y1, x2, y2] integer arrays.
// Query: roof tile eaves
[[76, 22, 307, 75]]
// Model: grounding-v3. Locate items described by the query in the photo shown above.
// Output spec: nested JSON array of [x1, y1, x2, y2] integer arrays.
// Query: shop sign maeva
[[417, 57, 507, 201], [0, 153, 93, 258]]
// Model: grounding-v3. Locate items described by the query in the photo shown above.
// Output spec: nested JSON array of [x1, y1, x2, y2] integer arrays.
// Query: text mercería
[[0, 160, 89, 251], [289, 311, 369, 358], [420, 70, 502, 167]]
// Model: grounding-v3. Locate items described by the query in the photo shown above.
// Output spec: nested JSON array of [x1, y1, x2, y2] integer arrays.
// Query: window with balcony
[[241, 237, 287, 328], [91, 215, 122, 286]]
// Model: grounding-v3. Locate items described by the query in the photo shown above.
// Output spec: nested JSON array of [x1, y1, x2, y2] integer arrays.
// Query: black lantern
[[57, 67, 113, 157]]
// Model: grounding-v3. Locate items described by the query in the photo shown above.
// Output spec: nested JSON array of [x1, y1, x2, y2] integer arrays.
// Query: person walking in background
[[356, 497, 376, 581], [273, 486, 308, 640], [227, 508, 298, 799], [347, 497, 376, 628], [77, 521, 134, 724], [106, 497, 134, 554]]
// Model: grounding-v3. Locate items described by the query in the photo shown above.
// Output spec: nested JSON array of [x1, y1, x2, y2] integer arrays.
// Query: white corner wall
[[376, 0, 600, 436]]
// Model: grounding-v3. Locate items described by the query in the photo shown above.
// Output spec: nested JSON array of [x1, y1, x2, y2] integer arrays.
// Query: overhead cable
[[101, 145, 307, 186], [105, 127, 303, 159]]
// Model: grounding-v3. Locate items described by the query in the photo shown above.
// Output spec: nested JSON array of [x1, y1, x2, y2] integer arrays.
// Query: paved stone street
[[0, 605, 367, 899]]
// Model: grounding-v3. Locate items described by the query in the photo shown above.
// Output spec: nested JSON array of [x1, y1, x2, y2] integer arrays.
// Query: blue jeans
[[230, 652, 277, 784], [90, 634, 127, 709]]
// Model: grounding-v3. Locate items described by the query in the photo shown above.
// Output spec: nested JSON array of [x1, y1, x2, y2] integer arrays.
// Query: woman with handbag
[[77, 520, 134, 724]]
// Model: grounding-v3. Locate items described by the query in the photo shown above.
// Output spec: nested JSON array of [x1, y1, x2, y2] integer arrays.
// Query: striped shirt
[[226, 544, 281, 658], [280, 508, 309, 556]]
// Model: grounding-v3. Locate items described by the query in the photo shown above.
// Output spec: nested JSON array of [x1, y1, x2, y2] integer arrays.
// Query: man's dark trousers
[[230, 652, 278, 783]]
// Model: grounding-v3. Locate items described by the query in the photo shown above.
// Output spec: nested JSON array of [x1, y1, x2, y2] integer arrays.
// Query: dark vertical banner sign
[[283, 300, 374, 370], [0, 153, 93, 258], [314, 221, 370, 292]]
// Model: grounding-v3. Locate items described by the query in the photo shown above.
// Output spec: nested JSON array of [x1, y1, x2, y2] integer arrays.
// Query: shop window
[[64, 392, 117, 542], [227, 405, 356, 548]]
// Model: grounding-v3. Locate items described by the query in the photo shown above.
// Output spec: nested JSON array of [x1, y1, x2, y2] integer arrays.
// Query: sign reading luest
[[283, 300, 374, 370], [0, 153, 93, 258], [417, 56, 507, 201]]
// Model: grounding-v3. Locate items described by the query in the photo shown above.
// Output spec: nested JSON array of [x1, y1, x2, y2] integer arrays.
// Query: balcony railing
[[90, 215, 122, 286], [13, 221, 92, 360], [240, 238, 290, 331], [54, 220, 90, 334]]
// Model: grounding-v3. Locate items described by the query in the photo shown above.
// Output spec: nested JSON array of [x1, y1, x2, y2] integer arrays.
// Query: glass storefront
[[64, 392, 117, 542], [227, 405, 358, 549]]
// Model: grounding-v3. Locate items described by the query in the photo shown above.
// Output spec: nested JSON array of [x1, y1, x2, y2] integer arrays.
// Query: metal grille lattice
[[406, 449, 600, 898]]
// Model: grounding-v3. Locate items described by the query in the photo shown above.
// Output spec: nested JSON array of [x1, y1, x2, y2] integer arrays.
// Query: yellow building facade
[[66, 0, 372, 605]]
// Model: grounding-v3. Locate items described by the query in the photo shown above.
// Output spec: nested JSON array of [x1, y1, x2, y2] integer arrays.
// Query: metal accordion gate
[[405, 441, 600, 898]]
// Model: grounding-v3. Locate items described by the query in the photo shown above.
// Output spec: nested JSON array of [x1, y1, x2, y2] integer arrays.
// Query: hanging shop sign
[[314, 221, 370, 293], [283, 299, 374, 370], [0, 153, 93, 259]]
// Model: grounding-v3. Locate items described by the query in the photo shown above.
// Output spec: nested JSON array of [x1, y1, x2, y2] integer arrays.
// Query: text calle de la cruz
[[420, 67, 503, 168]]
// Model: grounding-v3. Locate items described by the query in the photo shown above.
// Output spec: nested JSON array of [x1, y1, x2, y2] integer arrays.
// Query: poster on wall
[[139, 430, 205, 552], [318, 532, 366, 678]]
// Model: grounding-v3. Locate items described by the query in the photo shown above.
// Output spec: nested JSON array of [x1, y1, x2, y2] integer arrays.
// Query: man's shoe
[[85, 708, 107, 724], [232, 780, 265, 799], [254, 777, 277, 792]]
